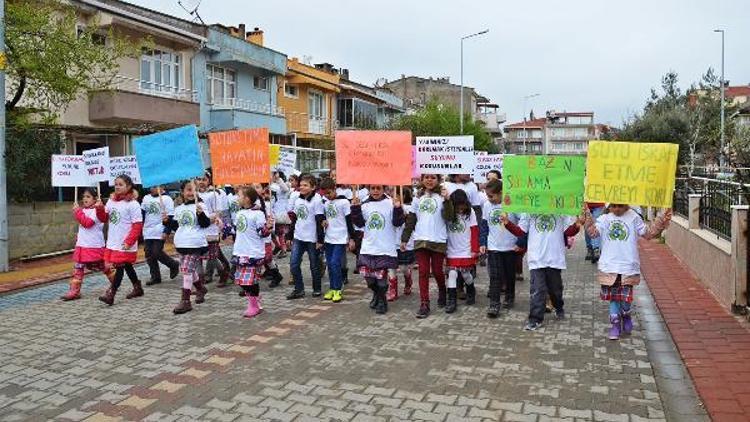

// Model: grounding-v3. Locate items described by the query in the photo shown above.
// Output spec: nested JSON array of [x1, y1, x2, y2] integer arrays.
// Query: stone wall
[[8, 202, 78, 260], [664, 216, 734, 308]]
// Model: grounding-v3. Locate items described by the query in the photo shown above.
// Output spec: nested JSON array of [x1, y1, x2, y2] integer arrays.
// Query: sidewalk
[[0, 245, 178, 294], [640, 239, 750, 422]]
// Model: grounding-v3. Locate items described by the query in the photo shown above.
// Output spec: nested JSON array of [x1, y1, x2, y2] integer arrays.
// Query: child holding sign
[[197, 172, 231, 287], [585, 205, 672, 340], [62, 188, 114, 301], [286, 174, 325, 299], [233, 186, 274, 318], [479, 180, 520, 318], [401, 174, 455, 319], [351, 185, 405, 315], [98, 175, 144, 306], [501, 213, 583, 331], [445, 190, 480, 313], [165, 181, 212, 314]]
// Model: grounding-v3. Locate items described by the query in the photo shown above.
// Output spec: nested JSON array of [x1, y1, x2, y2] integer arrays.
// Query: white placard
[[274, 149, 297, 175], [415, 135, 475, 175], [109, 155, 142, 186], [475, 151, 488, 156], [83, 147, 110, 183], [473, 154, 504, 182], [51, 155, 93, 187]]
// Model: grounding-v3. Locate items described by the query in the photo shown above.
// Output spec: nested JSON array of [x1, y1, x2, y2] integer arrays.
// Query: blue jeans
[[325, 243, 346, 290], [585, 206, 604, 249], [290, 239, 322, 293]]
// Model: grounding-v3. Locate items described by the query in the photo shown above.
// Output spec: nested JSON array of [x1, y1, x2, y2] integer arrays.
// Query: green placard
[[502, 155, 586, 216]]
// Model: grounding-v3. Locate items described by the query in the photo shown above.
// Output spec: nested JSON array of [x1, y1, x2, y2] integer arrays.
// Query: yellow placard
[[269, 144, 280, 166], [585, 141, 679, 208]]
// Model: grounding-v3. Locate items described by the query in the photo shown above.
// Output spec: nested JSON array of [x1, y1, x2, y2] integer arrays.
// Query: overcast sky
[[131, 0, 749, 127]]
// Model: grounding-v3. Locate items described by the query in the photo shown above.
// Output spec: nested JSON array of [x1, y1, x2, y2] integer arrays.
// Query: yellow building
[[278, 58, 340, 150]]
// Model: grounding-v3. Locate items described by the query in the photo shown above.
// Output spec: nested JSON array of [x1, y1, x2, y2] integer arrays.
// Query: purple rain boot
[[621, 309, 633, 335], [608, 314, 621, 340]]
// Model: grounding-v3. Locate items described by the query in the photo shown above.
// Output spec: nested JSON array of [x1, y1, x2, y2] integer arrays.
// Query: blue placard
[[133, 125, 204, 187]]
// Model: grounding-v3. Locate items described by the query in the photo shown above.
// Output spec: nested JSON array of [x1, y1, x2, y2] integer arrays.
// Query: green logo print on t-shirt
[[236, 214, 248, 234], [448, 218, 466, 233], [608, 220, 630, 241], [535, 214, 556, 233], [325, 203, 338, 219], [296, 205, 309, 220], [109, 209, 121, 225], [178, 210, 195, 227], [419, 197, 438, 215], [145, 202, 160, 216], [367, 211, 385, 231]]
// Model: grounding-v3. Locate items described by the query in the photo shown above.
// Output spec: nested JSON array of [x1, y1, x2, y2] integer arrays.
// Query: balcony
[[286, 113, 337, 138], [89, 75, 199, 126], [209, 97, 286, 134], [548, 133, 591, 141], [549, 142, 588, 155]]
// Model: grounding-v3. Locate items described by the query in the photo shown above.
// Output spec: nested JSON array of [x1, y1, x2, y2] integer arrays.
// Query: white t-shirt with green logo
[[360, 198, 398, 257], [323, 198, 351, 245], [141, 194, 174, 240], [105, 199, 143, 252], [233, 208, 267, 259], [198, 190, 221, 238], [396, 203, 415, 250], [173, 203, 208, 249], [482, 202, 518, 252], [291, 193, 324, 243], [413, 193, 447, 243], [595, 210, 647, 276], [446, 209, 477, 259], [518, 214, 576, 270]]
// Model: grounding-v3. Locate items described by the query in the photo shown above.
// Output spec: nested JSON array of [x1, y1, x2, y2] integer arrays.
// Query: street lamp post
[[460, 29, 489, 134], [713, 29, 726, 170], [522, 93, 540, 153]]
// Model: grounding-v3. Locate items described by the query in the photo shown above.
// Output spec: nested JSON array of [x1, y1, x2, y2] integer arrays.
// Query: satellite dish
[[177, 0, 205, 24]]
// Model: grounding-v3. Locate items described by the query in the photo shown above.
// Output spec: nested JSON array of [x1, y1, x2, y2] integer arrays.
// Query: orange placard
[[335, 130, 413, 185], [209, 128, 270, 185]]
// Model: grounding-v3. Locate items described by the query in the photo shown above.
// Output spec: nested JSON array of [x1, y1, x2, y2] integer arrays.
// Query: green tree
[[5, 0, 142, 201], [390, 99, 496, 152], [6, 0, 141, 117]]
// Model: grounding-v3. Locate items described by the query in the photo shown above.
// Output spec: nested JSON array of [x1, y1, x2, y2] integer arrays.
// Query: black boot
[[445, 288, 457, 314], [487, 301, 501, 318], [592, 248, 600, 264], [375, 286, 388, 315], [466, 284, 476, 306], [437, 287, 447, 308], [415, 300, 430, 319], [457, 279, 466, 300], [585, 247, 593, 261], [367, 280, 378, 309], [268, 269, 283, 288]]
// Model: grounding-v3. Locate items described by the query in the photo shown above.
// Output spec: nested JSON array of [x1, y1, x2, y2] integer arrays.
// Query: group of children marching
[[66, 169, 672, 340]]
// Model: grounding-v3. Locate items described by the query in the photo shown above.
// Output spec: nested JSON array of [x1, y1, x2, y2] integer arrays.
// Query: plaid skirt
[[206, 241, 222, 260], [600, 276, 634, 303], [232, 256, 265, 286], [358, 254, 397, 280]]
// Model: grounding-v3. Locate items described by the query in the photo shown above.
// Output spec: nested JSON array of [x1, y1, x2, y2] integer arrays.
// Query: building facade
[[503, 111, 600, 155], [60, 0, 207, 157], [382, 75, 480, 114]]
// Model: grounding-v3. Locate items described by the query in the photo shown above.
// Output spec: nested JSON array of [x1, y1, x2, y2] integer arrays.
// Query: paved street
[[0, 241, 703, 422]]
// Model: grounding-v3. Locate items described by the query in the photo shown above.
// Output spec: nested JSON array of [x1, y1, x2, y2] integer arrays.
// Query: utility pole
[[460, 29, 488, 134], [714, 29, 726, 170], [0, 0, 8, 272]]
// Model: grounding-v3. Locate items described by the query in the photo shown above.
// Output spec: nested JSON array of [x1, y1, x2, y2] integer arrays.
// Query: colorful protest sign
[[335, 130, 412, 185], [51, 155, 92, 187], [269, 144, 281, 166], [585, 141, 679, 208], [503, 155, 586, 215], [133, 125, 204, 187], [273, 148, 297, 175], [108, 156, 141, 186], [83, 147, 110, 183], [415, 136, 475, 175], [473, 154, 503, 182], [209, 128, 270, 185], [411, 146, 419, 178]]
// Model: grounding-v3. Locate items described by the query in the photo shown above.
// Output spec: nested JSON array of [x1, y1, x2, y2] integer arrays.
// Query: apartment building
[[503, 111, 600, 155]]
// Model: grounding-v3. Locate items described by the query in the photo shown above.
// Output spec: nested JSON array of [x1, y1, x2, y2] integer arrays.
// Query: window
[[253, 76, 269, 91], [284, 83, 299, 98], [140, 49, 181, 94], [206, 64, 236, 104], [309, 90, 325, 119], [77, 26, 106, 45]]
